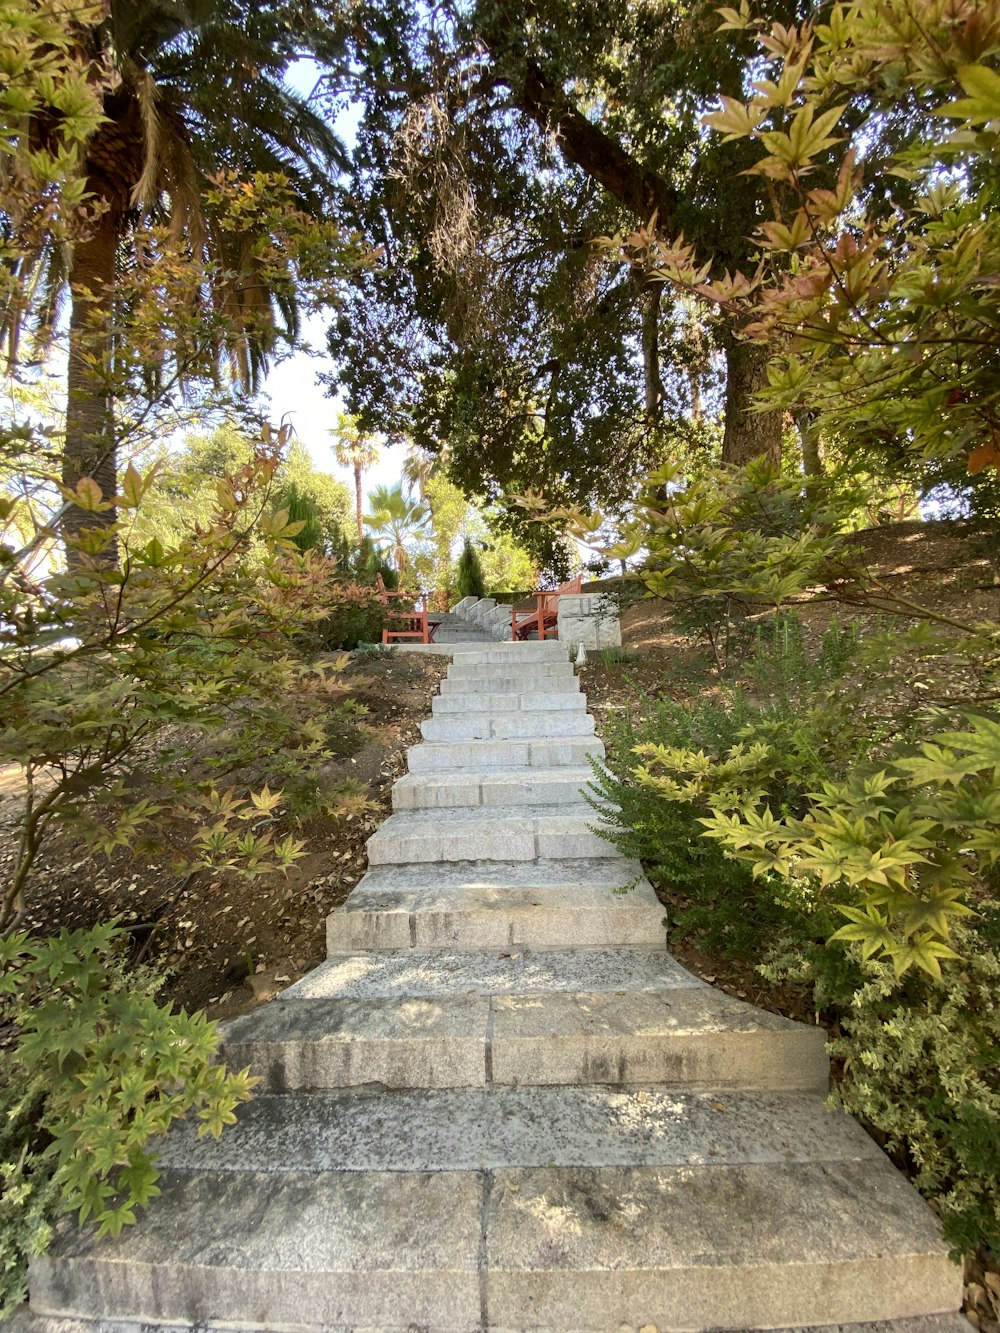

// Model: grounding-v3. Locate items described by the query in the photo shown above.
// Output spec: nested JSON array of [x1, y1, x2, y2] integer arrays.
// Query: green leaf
[[934, 63, 1000, 124]]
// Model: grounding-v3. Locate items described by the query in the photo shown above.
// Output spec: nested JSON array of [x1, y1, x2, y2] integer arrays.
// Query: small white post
[[575, 642, 587, 667]]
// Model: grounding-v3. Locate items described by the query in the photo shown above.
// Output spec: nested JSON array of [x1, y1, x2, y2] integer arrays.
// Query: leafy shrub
[[757, 934, 1000, 1261], [310, 587, 386, 650], [830, 945, 1000, 1259], [594, 609, 1000, 1258], [0, 923, 255, 1313], [0, 447, 379, 926], [591, 695, 772, 957]]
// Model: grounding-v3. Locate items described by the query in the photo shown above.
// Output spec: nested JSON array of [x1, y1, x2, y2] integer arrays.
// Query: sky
[[258, 314, 404, 501]]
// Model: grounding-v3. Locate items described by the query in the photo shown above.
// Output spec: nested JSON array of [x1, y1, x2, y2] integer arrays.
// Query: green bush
[[591, 694, 777, 958], [0, 923, 255, 1313], [311, 590, 386, 650], [758, 934, 1000, 1260], [456, 538, 487, 599], [594, 609, 1000, 1259], [831, 945, 1000, 1259]]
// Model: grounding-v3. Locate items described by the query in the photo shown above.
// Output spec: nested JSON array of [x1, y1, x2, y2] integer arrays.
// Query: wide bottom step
[[26, 1088, 960, 1331]]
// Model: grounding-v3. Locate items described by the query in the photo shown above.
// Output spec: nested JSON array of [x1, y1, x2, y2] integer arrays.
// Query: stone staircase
[[14, 641, 965, 1333], [426, 611, 490, 645]]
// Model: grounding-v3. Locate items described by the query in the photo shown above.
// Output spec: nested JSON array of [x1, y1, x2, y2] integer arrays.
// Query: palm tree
[[401, 441, 451, 501], [364, 482, 429, 574], [331, 413, 381, 544], [3, 0, 346, 554]]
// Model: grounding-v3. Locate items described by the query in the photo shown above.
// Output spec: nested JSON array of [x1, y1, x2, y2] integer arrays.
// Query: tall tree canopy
[[323, 0, 788, 523], [323, 0, 939, 540]]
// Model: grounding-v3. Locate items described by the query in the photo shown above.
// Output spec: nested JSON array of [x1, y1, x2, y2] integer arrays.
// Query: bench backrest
[[539, 574, 583, 613]]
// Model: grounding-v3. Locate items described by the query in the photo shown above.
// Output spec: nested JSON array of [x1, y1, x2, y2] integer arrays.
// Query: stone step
[[5, 1310, 976, 1333], [365, 804, 613, 864], [407, 736, 604, 772], [220, 983, 829, 1093], [27, 1088, 960, 1332], [392, 767, 596, 810], [439, 665, 577, 693], [432, 627, 491, 643], [287, 944, 701, 999], [432, 689, 584, 714], [447, 642, 567, 667], [325, 859, 663, 951], [420, 711, 596, 741]]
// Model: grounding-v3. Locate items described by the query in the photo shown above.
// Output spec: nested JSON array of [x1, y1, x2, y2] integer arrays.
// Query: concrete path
[[14, 642, 965, 1333]]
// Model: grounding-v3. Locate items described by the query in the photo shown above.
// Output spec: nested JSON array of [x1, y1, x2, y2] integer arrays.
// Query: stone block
[[440, 665, 576, 693], [557, 591, 623, 649], [489, 989, 829, 1092], [486, 1158, 959, 1331], [30, 1168, 483, 1327], [285, 942, 697, 999], [221, 994, 490, 1091], [442, 691, 600, 714], [420, 712, 595, 742], [406, 736, 604, 770], [465, 597, 496, 626]]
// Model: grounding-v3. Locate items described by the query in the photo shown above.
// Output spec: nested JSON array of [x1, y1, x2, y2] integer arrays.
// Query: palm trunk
[[64, 203, 120, 563], [722, 336, 782, 468], [354, 465, 364, 544]]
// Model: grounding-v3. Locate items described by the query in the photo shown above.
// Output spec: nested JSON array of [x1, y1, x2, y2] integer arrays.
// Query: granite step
[[220, 982, 829, 1093], [406, 735, 604, 771], [365, 804, 615, 864], [325, 859, 664, 951], [439, 665, 577, 694], [285, 943, 713, 998], [446, 643, 567, 667], [392, 767, 597, 810], [420, 710, 596, 741], [5, 1312, 976, 1333], [432, 689, 584, 713], [25, 1088, 960, 1332]]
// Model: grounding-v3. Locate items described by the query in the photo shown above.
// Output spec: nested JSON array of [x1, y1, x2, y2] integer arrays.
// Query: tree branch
[[513, 60, 678, 227]]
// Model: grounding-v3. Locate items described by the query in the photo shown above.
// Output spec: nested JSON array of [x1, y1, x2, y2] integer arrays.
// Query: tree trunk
[[795, 410, 823, 475], [721, 337, 782, 467], [689, 370, 703, 422], [64, 204, 120, 562], [354, 465, 364, 544], [641, 281, 663, 421]]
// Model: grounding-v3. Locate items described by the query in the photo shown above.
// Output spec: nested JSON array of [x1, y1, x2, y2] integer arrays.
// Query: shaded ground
[[0, 651, 447, 1022]]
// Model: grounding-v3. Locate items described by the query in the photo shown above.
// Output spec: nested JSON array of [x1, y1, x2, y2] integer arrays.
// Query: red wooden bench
[[376, 574, 441, 645], [511, 575, 583, 641]]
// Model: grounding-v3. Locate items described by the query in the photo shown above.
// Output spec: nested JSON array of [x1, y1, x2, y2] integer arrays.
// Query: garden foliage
[[0, 430, 394, 1301], [593, 610, 1000, 1257], [456, 538, 487, 600], [0, 924, 255, 1312]]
